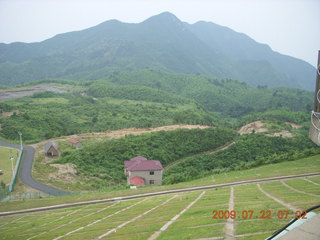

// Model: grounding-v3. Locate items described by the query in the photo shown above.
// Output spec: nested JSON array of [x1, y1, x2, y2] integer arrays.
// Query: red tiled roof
[[68, 139, 79, 144], [124, 156, 147, 169], [129, 176, 145, 186], [124, 156, 163, 171], [131, 156, 147, 161]]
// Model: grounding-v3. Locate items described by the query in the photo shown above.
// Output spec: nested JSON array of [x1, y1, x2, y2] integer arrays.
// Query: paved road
[[0, 141, 69, 196], [1, 172, 319, 217]]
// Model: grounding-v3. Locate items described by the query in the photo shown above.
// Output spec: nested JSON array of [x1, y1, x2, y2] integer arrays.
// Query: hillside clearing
[[31, 124, 210, 149]]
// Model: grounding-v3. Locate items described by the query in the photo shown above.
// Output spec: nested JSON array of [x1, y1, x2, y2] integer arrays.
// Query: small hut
[[44, 141, 59, 156]]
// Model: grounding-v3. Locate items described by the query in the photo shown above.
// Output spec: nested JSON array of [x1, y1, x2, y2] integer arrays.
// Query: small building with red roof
[[129, 176, 145, 186], [67, 139, 82, 148], [124, 156, 163, 186]]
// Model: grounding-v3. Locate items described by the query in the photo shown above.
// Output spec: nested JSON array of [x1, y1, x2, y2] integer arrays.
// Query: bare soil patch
[[1, 110, 22, 117], [284, 122, 302, 129], [78, 124, 210, 140], [32, 125, 210, 148], [238, 121, 268, 135], [239, 121, 295, 138], [0, 85, 65, 101], [267, 130, 293, 138], [49, 163, 77, 182]]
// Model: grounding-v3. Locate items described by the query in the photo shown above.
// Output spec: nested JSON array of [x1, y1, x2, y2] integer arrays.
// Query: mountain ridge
[[0, 12, 315, 89]]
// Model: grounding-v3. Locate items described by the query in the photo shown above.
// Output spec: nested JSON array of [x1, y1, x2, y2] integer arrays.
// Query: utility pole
[[309, 51, 320, 146], [10, 156, 14, 177], [18, 131, 23, 150]]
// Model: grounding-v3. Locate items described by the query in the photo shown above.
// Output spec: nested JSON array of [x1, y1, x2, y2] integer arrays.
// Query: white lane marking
[[148, 191, 206, 240], [94, 195, 178, 240]]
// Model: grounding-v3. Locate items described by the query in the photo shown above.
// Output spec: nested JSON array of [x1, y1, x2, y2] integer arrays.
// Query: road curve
[[0, 141, 69, 196], [0, 172, 319, 217]]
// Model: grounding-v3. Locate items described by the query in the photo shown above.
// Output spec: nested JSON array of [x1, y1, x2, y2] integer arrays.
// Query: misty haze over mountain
[[0, 12, 315, 90]]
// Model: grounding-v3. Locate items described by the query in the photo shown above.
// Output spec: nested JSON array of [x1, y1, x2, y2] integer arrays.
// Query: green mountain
[[0, 12, 316, 89]]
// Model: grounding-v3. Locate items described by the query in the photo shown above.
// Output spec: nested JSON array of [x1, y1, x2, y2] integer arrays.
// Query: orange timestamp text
[[212, 210, 308, 220]]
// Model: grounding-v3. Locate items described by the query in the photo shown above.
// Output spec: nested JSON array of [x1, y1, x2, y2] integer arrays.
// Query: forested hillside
[[0, 70, 313, 142], [164, 134, 319, 184], [0, 12, 315, 89], [0, 65, 316, 190], [58, 128, 237, 187]]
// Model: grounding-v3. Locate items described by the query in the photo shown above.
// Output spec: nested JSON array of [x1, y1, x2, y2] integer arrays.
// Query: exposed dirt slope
[[238, 121, 268, 135], [31, 124, 210, 149]]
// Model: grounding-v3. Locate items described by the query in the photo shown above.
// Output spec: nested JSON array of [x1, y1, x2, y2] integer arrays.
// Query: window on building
[[150, 171, 154, 175], [150, 180, 155, 184]]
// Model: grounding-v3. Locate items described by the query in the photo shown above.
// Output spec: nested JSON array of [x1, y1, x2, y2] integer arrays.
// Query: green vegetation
[[0, 13, 314, 90], [1, 154, 319, 213], [87, 83, 190, 104], [0, 179, 319, 240], [0, 91, 217, 143], [283, 179, 320, 195], [87, 70, 312, 117], [234, 184, 292, 235], [261, 181, 320, 211], [164, 134, 319, 184], [59, 128, 236, 188], [0, 70, 313, 144], [0, 69, 316, 192], [0, 147, 19, 185]]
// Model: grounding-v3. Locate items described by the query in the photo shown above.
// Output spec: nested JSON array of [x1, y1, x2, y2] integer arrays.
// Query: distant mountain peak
[[0, 12, 315, 90], [142, 12, 181, 24]]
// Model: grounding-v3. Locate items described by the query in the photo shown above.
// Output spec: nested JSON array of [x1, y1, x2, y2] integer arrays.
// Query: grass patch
[[236, 219, 288, 235], [158, 224, 224, 240], [234, 184, 297, 235], [284, 179, 320, 195], [308, 177, 320, 184], [32, 97, 69, 104], [0, 147, 19, 185], [236, 232, 272, 239], [261, 182, 320, 211]]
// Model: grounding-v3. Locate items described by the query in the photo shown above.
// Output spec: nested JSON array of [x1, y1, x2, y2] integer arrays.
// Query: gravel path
[[95, 195, 177, 240], [257, 184, 298, 212], [304, 178, 320, 186], [53, 198, 147, 240], [224, 187, 235, 240], [281, 181, 320, 197], [148, 191, 206, 240]]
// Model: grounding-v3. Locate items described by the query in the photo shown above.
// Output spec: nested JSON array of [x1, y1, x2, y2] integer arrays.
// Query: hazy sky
[[0, 0, 319, 66]]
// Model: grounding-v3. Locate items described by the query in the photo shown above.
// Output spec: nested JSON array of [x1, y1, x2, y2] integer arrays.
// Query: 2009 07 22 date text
[[212, 210, 308, 220]]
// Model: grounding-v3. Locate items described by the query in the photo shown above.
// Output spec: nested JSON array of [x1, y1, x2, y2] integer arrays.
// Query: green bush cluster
[[59, 128, 236, 187], [164, 134, 318, 184]]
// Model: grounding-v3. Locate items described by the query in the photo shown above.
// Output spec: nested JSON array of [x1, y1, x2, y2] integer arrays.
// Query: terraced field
[[0, 177, 319, 240]]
